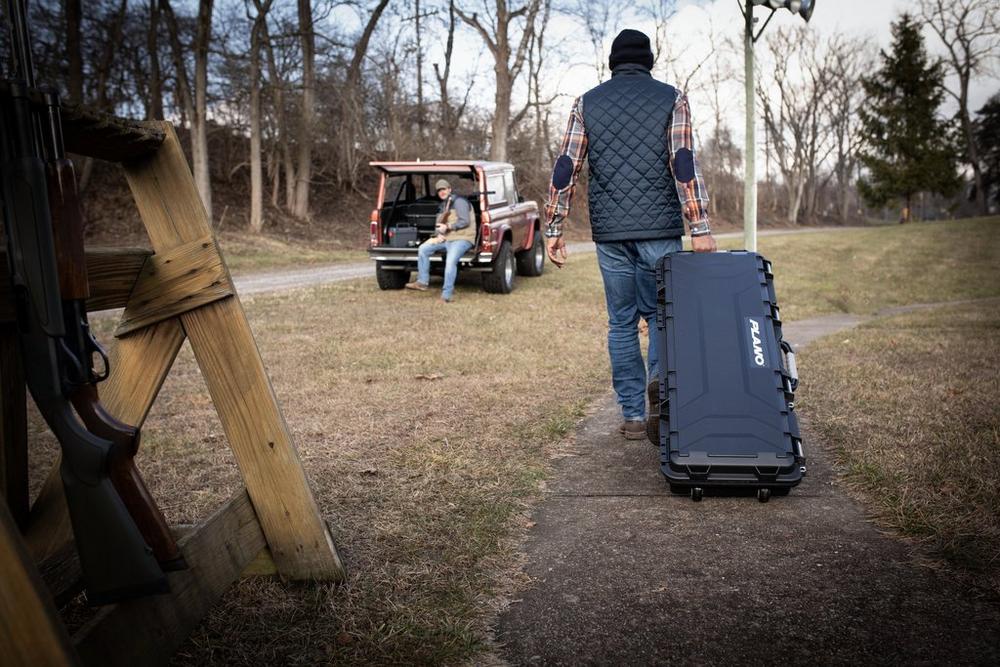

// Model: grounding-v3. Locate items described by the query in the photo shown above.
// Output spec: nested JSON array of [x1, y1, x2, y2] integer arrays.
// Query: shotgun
[[1, 0, 169, 604], [38, 90, 188, 572]]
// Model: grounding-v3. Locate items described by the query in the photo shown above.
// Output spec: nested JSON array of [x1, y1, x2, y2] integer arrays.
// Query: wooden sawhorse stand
[[0, 114, 344, 666]]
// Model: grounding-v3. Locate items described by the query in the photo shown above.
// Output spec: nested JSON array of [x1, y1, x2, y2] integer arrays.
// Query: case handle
[[781, 340, 798, 391]]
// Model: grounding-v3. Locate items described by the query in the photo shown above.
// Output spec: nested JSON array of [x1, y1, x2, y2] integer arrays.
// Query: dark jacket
[[581, 63, 684, 242]]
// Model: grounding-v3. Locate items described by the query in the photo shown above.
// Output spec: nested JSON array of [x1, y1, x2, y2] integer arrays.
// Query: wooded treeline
[[3, 0, 998, 239]]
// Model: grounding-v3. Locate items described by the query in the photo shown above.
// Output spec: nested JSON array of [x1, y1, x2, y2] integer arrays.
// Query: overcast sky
[[542, 0, 999, 134], [334, 1, 1000, 151]]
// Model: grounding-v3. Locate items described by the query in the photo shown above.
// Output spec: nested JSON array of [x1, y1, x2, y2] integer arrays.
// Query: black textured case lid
[[656, 251, 800, 477]]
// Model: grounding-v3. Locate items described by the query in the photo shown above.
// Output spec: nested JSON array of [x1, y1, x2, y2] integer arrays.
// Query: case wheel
[[757, 488, 771, 503], [691, 487, 704, 502]]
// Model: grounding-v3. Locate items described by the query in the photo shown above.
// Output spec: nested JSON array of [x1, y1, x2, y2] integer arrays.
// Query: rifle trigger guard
[[86, 330, 111, 383], [58, 337, 88, 387]]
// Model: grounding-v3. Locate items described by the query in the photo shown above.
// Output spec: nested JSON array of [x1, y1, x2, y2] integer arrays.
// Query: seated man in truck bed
[[405, 179, 476, 303]]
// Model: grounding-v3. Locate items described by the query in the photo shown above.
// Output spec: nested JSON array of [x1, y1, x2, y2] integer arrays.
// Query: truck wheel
[[376, 263, 409, 290], [516, 231, 545, 277], [482, 240, 515, 294]]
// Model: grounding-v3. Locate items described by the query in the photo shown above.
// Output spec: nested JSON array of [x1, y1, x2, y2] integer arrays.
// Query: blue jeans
[[595, 238, 683, 420], [417, 239, 474, 299]]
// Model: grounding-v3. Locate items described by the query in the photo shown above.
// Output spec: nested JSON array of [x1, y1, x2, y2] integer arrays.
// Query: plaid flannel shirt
[[543, 91, 710, 238]]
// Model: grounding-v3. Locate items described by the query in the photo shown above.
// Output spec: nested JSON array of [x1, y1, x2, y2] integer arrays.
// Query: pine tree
[[858, 13, 960, 222], [974, 93, 1000, 209]]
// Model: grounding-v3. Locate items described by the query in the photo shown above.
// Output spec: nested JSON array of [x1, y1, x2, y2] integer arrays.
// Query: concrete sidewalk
[[494, 313, 1000, 665]]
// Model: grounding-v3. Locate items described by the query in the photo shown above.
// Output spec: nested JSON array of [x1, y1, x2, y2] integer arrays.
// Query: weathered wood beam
[[61, 104, 165, 163], [122, 122, 344, 581], [0, 500, 79, 667], [0, 248, 151, 323], [115, 236, 233, 337], [73, 490, 265, 667]]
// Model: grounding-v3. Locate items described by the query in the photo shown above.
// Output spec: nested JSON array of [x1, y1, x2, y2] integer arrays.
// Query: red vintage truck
[[367, 160, 545, 293]]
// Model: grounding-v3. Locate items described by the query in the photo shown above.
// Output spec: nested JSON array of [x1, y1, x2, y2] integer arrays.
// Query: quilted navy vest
[[582, 63, 684, 242]]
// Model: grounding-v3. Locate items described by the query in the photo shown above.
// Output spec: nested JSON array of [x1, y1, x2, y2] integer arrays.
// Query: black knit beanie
[[608, 29, 654, 72]]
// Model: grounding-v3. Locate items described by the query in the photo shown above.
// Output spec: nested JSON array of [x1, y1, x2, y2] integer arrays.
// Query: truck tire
[[482, 239, 515, 294], [376, 263, 409, 290], [516, 230, 545, 277]]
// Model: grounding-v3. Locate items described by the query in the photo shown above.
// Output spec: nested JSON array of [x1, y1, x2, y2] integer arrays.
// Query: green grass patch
[[710, 217, 1000, 320], [798, 302, 1000, 590]]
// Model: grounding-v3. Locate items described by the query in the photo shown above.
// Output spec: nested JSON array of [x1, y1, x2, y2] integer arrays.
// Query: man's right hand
[[691, 233, 717, 253], [546, 236, 568, 268]]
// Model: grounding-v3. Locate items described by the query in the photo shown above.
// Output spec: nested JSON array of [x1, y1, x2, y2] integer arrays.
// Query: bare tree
[[456, 0, 542, 162], [433, 0, 473, 139], [147, 0, 163, 120], [65, 0, 83, 104], [919, 0, 1000, 216], [758, 27, 835, 224], [563, 0, 621, 81], [291, 0, 315, 220], [261, 16, 295, 210], [827, 37, 871, 223], [247, 0, 274, 232], [160, 0, 214, 220], [194, 0, 215, 221], [405, 0, 438, 135], [699, 28, 741, 219], [341, 0, 392, 186], [639, 0, 678, 74]]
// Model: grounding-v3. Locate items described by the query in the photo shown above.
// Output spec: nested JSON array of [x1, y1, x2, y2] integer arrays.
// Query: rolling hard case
[[654, 251, 805, 502]]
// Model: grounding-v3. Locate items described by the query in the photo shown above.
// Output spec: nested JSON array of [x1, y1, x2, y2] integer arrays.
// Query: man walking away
[[406, 179, 476, 303], [544, 29, 717, 441]]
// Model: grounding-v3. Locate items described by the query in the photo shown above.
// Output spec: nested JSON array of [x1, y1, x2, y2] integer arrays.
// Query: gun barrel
[[5, 0, 35, 85], [0, 81, 65, 337]]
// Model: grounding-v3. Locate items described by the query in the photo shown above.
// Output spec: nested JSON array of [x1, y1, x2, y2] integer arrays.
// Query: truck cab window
[[503, 171, 518, 205], [487, 173, 506, 206]]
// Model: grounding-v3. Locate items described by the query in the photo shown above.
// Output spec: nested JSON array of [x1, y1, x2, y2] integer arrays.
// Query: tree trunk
[[147, 0, 163, 120], [340, 0, 391, 193], [959, 93, 987, 216], [65, 0, 83, 104], [249, 1, 273, 233], [261, 21, 295, 211], [837, 165, 851, 224], [161, 0, 195, 120], [787, 173, 806, 225], [79, 0, 128, 192], [434, 0, 457, 136], [292, 0, 315, 220], [456, 1, 540, 163], [492, 64, 511, 162], [192, 0, 214, 222]]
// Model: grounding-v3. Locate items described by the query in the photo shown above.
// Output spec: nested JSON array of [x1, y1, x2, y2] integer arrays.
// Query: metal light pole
[[741, 0, 816, 252], [744, 6, 757, 252]]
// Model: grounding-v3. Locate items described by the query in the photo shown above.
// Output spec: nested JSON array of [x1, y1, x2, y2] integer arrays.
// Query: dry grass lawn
[[718, 217, 1000, 321], [21, 216, 1000, 664], [65, 262, 610, 664], [217, 231, 366, 274], [798, 302, 1000, 592]]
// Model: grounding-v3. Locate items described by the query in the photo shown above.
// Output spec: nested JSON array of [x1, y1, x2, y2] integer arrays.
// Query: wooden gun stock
[[70, 385, 187, 571]]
